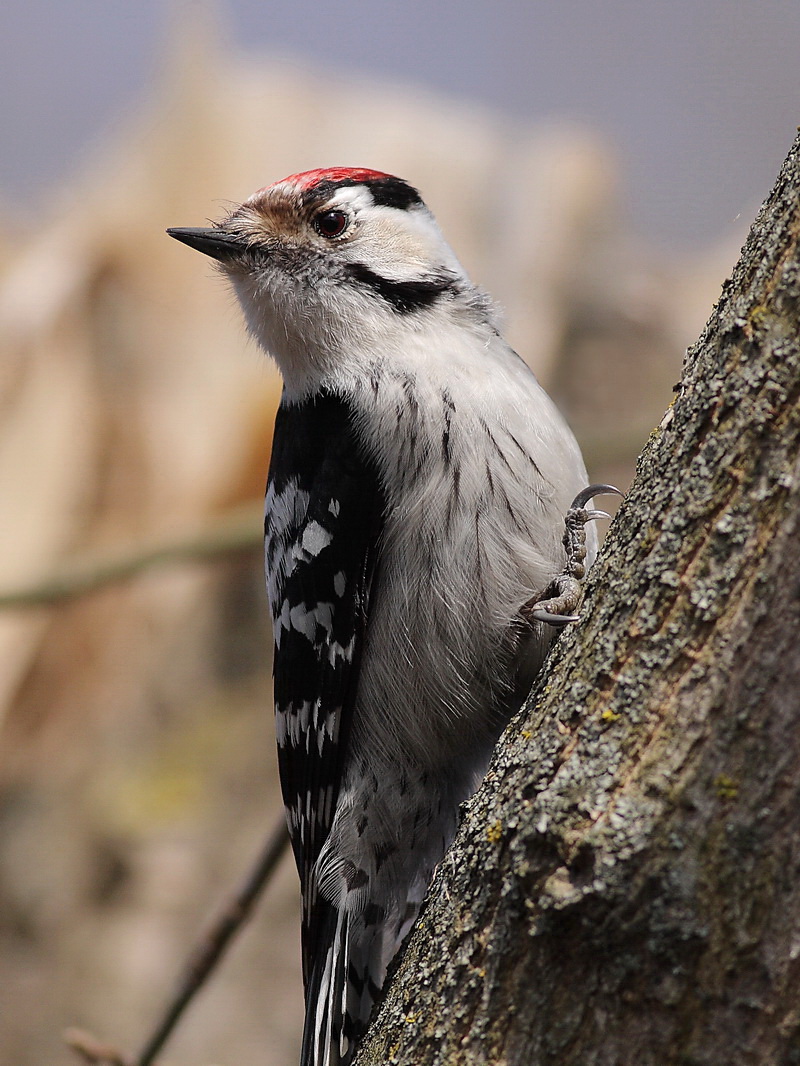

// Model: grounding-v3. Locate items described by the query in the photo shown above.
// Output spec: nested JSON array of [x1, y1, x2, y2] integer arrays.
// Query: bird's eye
[[314, 210, 349, 239]]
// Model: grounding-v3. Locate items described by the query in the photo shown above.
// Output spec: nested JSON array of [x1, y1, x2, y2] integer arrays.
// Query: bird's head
[[168, 168, 488, 395]]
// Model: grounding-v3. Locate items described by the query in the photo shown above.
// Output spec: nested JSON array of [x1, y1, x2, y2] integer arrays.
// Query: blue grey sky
[[2, 0, 799, 248]]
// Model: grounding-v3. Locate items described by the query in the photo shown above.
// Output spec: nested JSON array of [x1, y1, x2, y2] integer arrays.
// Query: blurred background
[[1, 2, 798, 1063]]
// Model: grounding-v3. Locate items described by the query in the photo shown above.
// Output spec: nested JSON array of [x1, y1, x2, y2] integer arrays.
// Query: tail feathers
[[300, 904, 386, 1066]]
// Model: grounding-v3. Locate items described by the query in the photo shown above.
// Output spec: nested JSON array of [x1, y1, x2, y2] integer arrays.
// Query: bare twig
[[0, 502, 262, 610], [63, 816, 290, 1066], [0, 422, 643, 615], [63, 1028, 132, 1066], [134, 814, 290, 1066]]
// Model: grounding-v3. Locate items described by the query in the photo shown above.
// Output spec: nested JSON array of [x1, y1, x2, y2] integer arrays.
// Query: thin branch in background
[[134, 814, 290, 1066], [63, 816, 290, 1066], [63, 1028, 131, 1066], [0, 502, 263, 610], [0, 426, 636, 614]]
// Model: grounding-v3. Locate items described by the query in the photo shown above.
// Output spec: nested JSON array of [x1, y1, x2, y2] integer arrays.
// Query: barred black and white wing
[[265, 390, 384, 1063]]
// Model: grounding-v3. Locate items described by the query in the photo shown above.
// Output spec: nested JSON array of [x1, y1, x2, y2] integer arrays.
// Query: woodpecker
[[168, 168, 610, 1066]]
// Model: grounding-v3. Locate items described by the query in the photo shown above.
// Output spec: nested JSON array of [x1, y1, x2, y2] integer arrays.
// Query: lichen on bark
[[355, 131, 800, 1066]]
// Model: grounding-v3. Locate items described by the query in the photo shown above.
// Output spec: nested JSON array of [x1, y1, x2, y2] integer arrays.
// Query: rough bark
[[355, 131, 800, 1066]]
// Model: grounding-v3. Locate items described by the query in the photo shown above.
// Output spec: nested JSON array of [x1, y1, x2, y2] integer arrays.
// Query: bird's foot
[[521, 484, 623, 628]]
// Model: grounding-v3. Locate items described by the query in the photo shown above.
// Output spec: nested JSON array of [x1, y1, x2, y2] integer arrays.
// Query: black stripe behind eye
[[365, 177, 423, 210], [346, 263, 454, 313], [302, 176, 423, 211]]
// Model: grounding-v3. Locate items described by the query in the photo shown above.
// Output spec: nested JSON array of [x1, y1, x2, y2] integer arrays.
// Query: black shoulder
[[267, 390, 371, 494]]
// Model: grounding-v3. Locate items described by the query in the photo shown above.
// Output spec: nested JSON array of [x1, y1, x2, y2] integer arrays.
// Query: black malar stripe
[[345, 262, 454, 314]]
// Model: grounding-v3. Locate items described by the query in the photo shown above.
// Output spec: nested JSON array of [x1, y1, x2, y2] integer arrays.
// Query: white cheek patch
[[316, 187, 459, 285], [347, 205, 462, 285]]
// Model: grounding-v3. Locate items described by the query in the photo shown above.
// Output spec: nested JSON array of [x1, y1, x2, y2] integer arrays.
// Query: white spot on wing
[[264, 479, 311, 615], [289, 604, 317, 641], [328, 635, 355, 665], [302, 520, 332, 557], [288, 601, 335, 642], [273, 599, 292, 648]]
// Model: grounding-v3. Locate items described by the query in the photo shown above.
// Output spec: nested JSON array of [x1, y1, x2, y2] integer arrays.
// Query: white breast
[[340, 312, 590, 769]]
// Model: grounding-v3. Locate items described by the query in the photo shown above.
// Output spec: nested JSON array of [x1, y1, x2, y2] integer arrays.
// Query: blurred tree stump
[[355, 131, 800, 1065]]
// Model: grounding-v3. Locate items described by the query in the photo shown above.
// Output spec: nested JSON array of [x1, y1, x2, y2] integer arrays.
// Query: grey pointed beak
[[166, 227, 247, 262]]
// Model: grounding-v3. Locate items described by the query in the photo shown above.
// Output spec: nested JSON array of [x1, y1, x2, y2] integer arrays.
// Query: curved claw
[[583, 509, 611, 522], [570, 483, 624, 510], [529, 607, 580, 627]]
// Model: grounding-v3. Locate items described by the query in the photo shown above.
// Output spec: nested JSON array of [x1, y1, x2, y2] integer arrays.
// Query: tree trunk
[[354, 131, 800, 1066]]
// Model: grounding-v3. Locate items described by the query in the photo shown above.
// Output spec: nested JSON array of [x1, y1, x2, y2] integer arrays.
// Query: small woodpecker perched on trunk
[[169, 168, 612, 1066]]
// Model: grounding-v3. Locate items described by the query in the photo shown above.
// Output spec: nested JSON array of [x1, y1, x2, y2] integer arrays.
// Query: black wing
[[265, 389, 384, 987]]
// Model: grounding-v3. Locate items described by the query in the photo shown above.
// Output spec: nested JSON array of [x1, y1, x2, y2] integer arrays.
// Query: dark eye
[[314, 210, 349, 238]]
